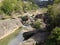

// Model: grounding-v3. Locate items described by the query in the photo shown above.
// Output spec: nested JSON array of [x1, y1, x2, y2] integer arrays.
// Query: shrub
[[47, 27, 60, 45], [0, 0, 18, 15], [32, 19, 42, 29], [0, 0, 39, 15], [47, 3, 60, 26], [54, 0, 60, 3]]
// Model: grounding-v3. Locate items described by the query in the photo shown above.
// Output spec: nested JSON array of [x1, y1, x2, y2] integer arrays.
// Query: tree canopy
[[47, 3, 60, 26]]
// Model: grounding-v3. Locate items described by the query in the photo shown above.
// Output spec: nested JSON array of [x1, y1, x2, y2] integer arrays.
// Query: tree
[[47, 3, 60, 26], [54, 0, 60, 3], [47, 3, 60, 45], [32, 19, 42, 29]]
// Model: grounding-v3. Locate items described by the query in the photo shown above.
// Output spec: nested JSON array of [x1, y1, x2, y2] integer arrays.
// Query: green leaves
[[54, 0, 60, 3], [0, 0, 38, 15], [53, 27, 60, 34], [0, 0, 17, 14], [32, 19, 42, 29], [52, 27, 60, 40], [47, 27, 60, 45], [47, 2, 60, 45], [47, 3, 60, 26]]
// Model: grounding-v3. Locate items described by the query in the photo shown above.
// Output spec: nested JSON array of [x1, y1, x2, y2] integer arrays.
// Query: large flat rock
[[0, 19, 22, 39], [19, 31, 50, 45]]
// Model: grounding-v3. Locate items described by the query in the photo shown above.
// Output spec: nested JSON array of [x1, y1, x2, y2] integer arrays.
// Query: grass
[[40, 8, 48, 13], [0, 0, 39, 15], [0, 27, 22, 45]]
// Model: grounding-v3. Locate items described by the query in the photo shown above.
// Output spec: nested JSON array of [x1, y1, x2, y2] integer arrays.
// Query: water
[[8, 31, 24, 45], [8, 25, 33, 45]]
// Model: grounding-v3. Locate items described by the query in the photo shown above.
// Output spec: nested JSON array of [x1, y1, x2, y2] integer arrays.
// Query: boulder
[[23, 30, 39, 40], [19, 31, 50, 45]]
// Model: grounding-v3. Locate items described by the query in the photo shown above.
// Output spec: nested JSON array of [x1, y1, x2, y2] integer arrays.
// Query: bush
[[21, 1, 38, 12], [0, 0, 18, 15], [47, 27, 60, 45], [0, 0, 39, 15], [32, 20, 42, 29], [47, 3, 60, 26], [54, 0, 60, 3]]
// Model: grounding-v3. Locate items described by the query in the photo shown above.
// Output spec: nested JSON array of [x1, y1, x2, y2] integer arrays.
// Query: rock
[[31, 32, 50, 44], [19, 31, 50, 45], [0, 0, 3, 2], [0, 18, 22, 39], [23, 30, 39, 40], [35, 14, 43, 19]]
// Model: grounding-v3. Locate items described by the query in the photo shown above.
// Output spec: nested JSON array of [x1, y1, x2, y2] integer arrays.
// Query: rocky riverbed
[[0, 12, 53, 45], [8, 25, 35, 45], [8, 30, 24, 45]]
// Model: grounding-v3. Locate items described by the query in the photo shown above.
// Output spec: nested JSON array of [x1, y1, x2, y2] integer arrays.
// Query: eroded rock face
[[0, 18, 22, 39]]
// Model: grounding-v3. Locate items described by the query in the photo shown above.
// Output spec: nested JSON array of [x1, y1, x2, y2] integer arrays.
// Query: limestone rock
[[0, 19, 22, 39]]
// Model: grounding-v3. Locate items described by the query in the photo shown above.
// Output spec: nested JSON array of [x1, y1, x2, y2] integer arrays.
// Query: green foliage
[[54, 0, 60, 3], [0, 0, 38, 15], [0, 0, 18, 14], [26, 0, 34, 3], [32, 20, 42, 29], [47, 3, 60, 26], [47, 27, 60, 45], [47, 3, 60, 45], [51, 27, 60, 40]]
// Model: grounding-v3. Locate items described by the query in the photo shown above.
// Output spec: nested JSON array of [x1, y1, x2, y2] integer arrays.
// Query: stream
[[8, 25, 33, 45], [8, 30, 24, 45]]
